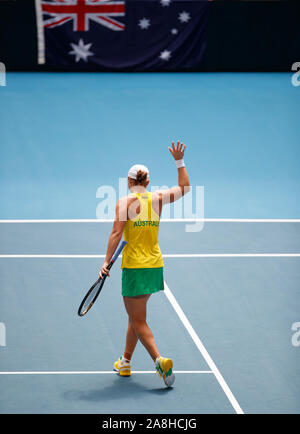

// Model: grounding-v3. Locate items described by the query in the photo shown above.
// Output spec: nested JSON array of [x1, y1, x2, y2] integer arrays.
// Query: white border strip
[[164, 281, 244, 414], [0, 219, 300, 223], [0, 370, 212, 375], [0, 255, 107, 259], [34, 0, 45, 65], [164, 254, 300, 258], [0, 254, 299, 258]]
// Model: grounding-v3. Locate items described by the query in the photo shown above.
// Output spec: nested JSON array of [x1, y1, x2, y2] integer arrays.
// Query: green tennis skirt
[[122, 267, 164, 297]]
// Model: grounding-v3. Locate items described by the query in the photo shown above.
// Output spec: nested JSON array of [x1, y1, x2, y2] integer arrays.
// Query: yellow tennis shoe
[[155, 356, 175, 387], [113, 356, 131, 377]]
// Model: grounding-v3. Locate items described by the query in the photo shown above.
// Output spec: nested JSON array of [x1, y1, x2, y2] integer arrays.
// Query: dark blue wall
[[0, 1, 299, 71]]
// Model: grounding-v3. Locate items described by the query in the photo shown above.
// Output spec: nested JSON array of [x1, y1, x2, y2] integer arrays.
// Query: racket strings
[[78, 279, 103, 316]]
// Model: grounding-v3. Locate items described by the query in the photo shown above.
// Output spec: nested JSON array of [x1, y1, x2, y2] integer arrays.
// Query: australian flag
[[35, 0, 210, 71]]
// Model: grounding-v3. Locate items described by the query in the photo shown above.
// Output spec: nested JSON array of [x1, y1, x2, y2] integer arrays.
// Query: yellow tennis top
[[121, 192, 164, 269]]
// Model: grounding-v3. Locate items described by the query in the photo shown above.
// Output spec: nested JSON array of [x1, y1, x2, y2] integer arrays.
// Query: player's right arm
[[154, 141, 190, 206]]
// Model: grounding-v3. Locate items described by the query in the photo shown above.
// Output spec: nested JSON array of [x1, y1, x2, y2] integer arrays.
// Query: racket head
[[77, 275, 107, 317]]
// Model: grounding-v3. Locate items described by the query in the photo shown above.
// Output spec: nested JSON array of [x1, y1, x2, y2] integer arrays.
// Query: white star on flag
[[160, 0, 172, 7], [171, 28, 178, 35], [69, 39, 94, 63], [178, 11, 191, 23], [138, 18, 151, 30], [160, 50, 171, 61]]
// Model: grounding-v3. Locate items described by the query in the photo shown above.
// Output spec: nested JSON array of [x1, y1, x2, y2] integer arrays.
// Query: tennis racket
[[77, 240, 127, 317]]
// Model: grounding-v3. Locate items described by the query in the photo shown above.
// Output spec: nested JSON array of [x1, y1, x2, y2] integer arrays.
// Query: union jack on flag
[[41, 0, 126, 32]]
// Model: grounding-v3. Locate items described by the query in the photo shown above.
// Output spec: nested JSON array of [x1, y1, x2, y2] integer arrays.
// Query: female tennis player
[[99, 141, 190, 387]]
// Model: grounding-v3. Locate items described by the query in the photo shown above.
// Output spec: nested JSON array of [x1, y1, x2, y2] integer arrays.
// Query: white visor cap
[[128, 164, 150, 181]]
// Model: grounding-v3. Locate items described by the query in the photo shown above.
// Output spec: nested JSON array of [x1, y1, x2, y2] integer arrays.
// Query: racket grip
[[111, 240, 127, 264]]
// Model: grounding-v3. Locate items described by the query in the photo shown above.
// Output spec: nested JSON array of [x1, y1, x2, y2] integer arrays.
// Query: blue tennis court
[[0, 72, 300, 414]]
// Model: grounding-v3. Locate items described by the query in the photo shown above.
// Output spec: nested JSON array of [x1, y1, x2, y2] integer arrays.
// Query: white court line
[[164, 281, 244, 415], [0, 219, 300, 223], [0, 370, 212, 375], [163, 254, 300, 258], [0, 253, 299, 258]]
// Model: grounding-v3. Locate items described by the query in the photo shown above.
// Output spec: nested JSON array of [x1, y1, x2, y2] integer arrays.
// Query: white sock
[[121, 356, 130, 364], [155, 356, 161, 366]]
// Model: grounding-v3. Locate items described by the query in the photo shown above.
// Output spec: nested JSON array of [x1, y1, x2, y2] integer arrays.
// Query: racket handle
[[110, 240, 127, 265]]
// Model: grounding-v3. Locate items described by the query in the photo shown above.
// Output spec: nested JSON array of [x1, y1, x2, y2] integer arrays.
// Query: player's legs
[[123, 294, 160, 362]]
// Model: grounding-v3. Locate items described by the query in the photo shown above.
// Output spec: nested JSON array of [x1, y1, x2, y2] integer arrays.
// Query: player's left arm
[[99, 198, 127, 278]]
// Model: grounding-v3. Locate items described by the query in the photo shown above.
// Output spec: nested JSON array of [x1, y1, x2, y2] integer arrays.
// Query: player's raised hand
[[168, 141, 186, 161]]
